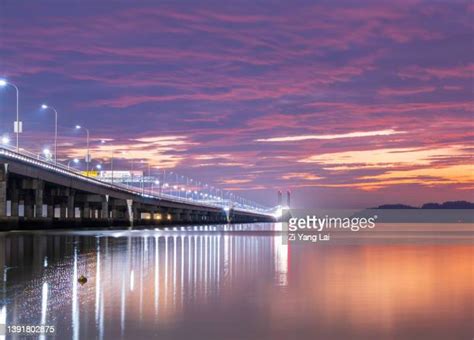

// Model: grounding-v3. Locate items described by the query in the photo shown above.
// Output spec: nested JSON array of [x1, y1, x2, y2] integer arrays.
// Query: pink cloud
[[378, 86, 436, 96], [0, 0, 472, 207], [398, 64, 474, 80]]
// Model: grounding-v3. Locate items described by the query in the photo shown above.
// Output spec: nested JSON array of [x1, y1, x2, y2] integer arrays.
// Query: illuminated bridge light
[[0, 146, 275, 217]]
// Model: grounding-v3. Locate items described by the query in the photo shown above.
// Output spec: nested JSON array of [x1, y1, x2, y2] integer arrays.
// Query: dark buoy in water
[[78, 275, 87, 285]]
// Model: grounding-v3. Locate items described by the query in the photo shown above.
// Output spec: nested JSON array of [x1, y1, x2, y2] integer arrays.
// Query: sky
[[0, 0, 472, 208]]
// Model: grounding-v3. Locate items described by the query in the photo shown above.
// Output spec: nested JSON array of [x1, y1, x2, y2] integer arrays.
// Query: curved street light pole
[[110, 152, 114, 183], [75, 125, 90, 173], [86, 128, 90, 173], [0, 80, 20, 152], [41, 105, 58, 164], [14, 84, 19, 152]]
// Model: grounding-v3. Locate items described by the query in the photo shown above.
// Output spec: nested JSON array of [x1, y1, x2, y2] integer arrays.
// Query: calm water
[[0, 223, 473, 339]]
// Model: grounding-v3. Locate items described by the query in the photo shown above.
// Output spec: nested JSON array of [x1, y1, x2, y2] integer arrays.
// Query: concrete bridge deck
[[0, 147, 275, 230]]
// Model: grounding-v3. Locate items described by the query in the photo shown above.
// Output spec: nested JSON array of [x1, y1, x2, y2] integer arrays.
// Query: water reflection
[[0, 224, 472, 339]]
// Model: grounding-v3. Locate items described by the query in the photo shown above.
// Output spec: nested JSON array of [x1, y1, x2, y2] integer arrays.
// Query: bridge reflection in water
[[0, 224, 289, 339], [1, 223, 473, 340]]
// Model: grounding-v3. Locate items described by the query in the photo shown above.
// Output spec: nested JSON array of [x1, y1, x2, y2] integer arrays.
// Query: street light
[[0, 79, 20, 152], [150, 180, 159, 195], [43, 148, 52, 161], [67, 158, 79, 169], [1, 136, 10, 145], [75, 125, 90, 173], [41, 104, 58, 164]]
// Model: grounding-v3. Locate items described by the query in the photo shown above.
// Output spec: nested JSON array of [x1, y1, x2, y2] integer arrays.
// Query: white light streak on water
[[72, 247, 79, 340]]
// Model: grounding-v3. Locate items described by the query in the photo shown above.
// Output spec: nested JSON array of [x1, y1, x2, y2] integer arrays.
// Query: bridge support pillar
[[83, 202, 91, 219], [46, 203, 53, 218], [67, 190, 75, 219], [208, 212, 215, 222], [101, 195, 109, 220], [0, 165, 7, 217], [24, 191, 34, 218], [192, 211, 200, 223], [10, 179, 19, 217], [34, 180, 44, 218], [109, 199, 119, 219], [169, 209, 180, 223], [59, 203, 67, 219], [133, 205, 139, 223], [111, 208, 119, 220], [126, 199, 133, 226]]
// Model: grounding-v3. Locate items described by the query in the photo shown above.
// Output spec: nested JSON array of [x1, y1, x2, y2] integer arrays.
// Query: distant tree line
[[374, 201, 474, 209]]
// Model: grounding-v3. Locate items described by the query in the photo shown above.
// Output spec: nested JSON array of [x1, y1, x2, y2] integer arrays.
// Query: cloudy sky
[[0, 0, 472, 208]]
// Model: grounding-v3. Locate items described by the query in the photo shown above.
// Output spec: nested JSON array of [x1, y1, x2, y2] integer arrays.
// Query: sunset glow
[[0, 1, 472, 207]]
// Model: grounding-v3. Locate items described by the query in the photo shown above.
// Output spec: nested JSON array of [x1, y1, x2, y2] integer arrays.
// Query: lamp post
[[42, 148, 52, 161], [99, 141, 114, 183], [122, 151, 135, 184], [75, 125, 90, 173], [0, 79, 20, 152], [151, 180, 159, 195], [41, 104, 58, 164], [147, 163, 152, 194], [181, 175, 186, 199], [186, 177, 189, 200], [110, 155, 114, 183], [160, 169, 166, 196], [174, 172, 179, 197]]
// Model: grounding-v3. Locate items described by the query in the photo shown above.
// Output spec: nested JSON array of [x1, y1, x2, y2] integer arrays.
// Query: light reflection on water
[[0, 223, 473, 339]]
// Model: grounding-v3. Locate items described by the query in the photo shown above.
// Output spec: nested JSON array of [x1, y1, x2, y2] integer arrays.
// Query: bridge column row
[[1, 182, 230, 225]]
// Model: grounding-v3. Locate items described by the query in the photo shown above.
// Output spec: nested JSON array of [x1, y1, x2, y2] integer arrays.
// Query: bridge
[[0, 146, 276, 230]]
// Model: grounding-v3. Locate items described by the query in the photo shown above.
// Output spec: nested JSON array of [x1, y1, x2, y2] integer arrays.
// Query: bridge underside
[[0, 156, 274, 231]]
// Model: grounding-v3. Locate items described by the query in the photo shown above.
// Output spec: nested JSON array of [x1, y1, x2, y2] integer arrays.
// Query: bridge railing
[[0, 145, 274, 216]]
